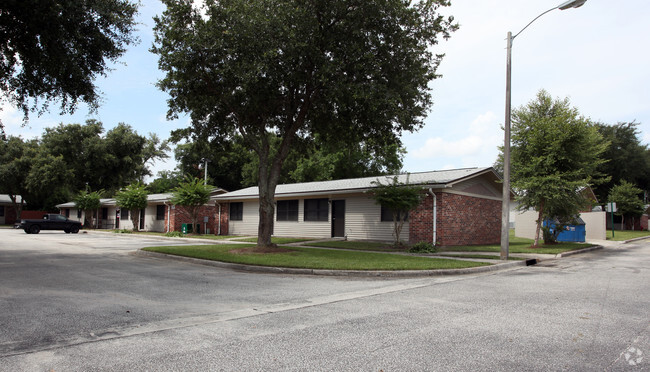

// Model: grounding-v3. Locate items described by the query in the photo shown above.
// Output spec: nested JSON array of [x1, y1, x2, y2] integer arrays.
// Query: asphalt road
[[0, 228, 648, 371]]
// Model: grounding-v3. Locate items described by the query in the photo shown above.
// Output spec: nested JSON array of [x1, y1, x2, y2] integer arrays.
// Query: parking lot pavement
[[0, 227, 647, 371], [0, 227, 211, 255], [0, 228, 438, 358]]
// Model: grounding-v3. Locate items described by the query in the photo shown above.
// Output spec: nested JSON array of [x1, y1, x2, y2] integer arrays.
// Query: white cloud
[[412, 135, 483, 158], [411, 111, 501, 160], [0, 103, 51, 139]]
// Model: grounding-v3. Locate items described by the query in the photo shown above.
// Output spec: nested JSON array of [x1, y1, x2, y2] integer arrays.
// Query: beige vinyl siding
[[118, 214, 134, 230], [229, 201, 259, 235], [274, 199, 330, 238], [144, 204, 166, 232], [227, 195, 408, 241], [344, 195, 408, 242]]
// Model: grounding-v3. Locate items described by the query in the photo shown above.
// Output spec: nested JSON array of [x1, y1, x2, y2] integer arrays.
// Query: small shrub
[[114, 229, 133, 234], [409, 241, 437, 253], [165, 231, 185, 238]]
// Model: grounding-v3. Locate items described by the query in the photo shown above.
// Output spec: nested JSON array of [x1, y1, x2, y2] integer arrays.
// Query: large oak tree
[[152, 0, 457, 248], [0, 0, 139, 132]]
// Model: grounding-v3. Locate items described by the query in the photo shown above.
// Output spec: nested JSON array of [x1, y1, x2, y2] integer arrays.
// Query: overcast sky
[[2, 0, 649, 181]]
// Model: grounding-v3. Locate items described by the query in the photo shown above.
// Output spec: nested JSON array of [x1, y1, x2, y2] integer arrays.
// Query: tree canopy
[[153, 0, 457, 247], [509, 90, 608, 246], [0, 0, 139, 131], [0, 121, 167, 210], [115, 183, 148, 231], [608, 180, 645, 229], [170, 133, 405, 192], [74, 189, 103, 227], [0, 136, 34, 217], [170, 177, 213, 234], [594, 122, 650, 203]]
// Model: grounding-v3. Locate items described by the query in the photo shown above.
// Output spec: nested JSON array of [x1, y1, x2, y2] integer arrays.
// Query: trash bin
[[543, 218, 586, 242], [181, 223, 192, 234]]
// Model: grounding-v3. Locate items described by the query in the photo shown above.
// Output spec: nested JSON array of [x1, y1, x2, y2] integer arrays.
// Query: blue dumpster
[[543, 218, 586, 242]]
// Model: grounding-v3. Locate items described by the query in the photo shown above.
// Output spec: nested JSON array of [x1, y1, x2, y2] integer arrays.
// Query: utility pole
[[500, 0, 587, 260], [200, 158, 210, 185]]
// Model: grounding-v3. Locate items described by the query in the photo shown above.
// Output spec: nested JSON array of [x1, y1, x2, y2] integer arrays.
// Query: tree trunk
[[533, 200, 545, 247], [249, 90, 312, 249], [132, 209, 139, 231], [256, 140, 278, 248], [9, 194, 23, 221], [191, 207, 199, 235]]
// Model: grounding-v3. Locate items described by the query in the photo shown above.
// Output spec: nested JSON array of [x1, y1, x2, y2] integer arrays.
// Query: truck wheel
[[64, 229, 71, 234], [24, 229, 31, 234], [70, 225, 80, 234], [30, 225, 40, 234]]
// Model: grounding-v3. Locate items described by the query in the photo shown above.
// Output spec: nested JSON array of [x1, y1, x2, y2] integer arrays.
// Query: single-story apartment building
[[214, 167, 508, 246], [56, 189, 227, 233]]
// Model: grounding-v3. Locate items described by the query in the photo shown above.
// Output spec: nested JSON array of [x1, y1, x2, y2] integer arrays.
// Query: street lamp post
[[500, 0, 587, 260]]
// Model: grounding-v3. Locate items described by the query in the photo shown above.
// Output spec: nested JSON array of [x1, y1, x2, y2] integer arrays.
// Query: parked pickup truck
[[17, 214, 82, 234]]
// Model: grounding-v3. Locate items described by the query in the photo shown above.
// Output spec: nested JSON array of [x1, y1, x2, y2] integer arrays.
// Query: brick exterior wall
[[409, 191, 435, 245], [161, 203, 230, 235], [409, 192, 501, 246], [165, 205, 218, 234], [3, 205, 18, 224]]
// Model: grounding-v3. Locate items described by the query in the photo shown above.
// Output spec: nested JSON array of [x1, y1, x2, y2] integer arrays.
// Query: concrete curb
[[134, 249, 538, 277], [554, 245, 604, 258], [623, 236, 650, 244]]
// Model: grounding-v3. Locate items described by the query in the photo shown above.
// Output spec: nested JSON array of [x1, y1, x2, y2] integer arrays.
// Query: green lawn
[[232, 237, 316, 244], [607, 229, 650, 241], [440, 235, 592, 255], [307, 240, 397, 251], [304, 234, 593, 255], [437, 253, 525, 261], [142, 244, 491, 271]]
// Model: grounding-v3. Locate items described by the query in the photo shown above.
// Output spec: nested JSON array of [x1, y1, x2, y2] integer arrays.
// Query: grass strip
[[440, 235, 595, 255], [142, 244, 491, 271], [232, 237, 316, 244], [607, 230, 650, 241], [438, 253, 524, 261], [307, 241, 396, 251]]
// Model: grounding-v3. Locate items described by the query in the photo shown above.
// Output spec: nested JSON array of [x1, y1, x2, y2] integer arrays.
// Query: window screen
[[277, 200, 298, 221], [304, 198, 328, 221], [230, 202, 243, 221]]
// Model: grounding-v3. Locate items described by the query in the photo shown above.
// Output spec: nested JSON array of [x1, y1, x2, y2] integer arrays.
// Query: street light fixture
[[500, 0, 587, 260], [200, 157, 211, 185]]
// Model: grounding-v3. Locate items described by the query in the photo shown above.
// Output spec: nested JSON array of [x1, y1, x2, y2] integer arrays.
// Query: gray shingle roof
[[55, 189, 226, 208], [216, 167, 495, 200]]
